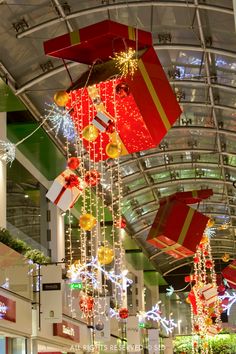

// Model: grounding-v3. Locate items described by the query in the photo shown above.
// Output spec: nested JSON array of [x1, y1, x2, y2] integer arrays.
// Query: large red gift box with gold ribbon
[[222, 260, 236, 289], [44, 19, 152, 65], [67, 46, 181, 161], [146, 200, 209, 259]]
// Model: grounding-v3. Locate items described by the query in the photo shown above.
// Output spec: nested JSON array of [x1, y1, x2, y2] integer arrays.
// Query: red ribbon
[[65, 174, 79, 188], [54, 174, 79, 206]]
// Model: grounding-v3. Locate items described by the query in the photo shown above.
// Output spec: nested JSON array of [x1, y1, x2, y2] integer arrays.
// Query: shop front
[[0, 290, 32, 354]]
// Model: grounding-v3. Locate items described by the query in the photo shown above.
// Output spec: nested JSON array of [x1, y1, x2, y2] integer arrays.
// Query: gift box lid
[[44, 20, 152, 65], [160, 189, 213, 206]]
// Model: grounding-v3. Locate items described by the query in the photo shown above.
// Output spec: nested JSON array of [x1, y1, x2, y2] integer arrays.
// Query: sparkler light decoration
[[67, 257, 133, 291], [113, 48, 138, 77], [138, 303, 177, 335], [0, 140, 16, 165], [46, 103, 76, 140]]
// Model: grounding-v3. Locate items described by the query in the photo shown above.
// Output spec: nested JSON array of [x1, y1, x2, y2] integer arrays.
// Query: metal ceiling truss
[[123, 178, 234, 199], [2, 0, 236, 280], [15, 1, 233, 39]]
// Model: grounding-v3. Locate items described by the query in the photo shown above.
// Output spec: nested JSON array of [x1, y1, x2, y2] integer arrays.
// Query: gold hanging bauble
[[222, 253, 230, 262], [207, 219, 215, 228], [106, 142, 122, 159], [98, 246, 114, 265], [82, 125, 99, 142], [54, 90, 69, 107], [205, 317, 213, 326], [79, 213, 97, 231]]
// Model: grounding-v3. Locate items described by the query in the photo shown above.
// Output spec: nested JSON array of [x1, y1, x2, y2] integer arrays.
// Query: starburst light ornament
[[0, 141, 16, 165], [113, 48, 138, 78], [46, 103, 76, 140]]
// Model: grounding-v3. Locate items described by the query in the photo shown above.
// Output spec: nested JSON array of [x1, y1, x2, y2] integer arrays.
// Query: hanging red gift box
[[44, 19, 152, 65], [222, 260, 236, 289], [46, 169, 86, 212], [66, 47, 181, 161], [146, 199, 209, 259]]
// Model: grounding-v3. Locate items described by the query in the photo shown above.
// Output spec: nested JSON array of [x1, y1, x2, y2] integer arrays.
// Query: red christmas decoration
[[79, 295, 94, 313], [115, 217, 127, 229], [67, 157, 80, 170], [115, 82, 130, 98], [205, 260, 213, 269], [65, 174, 79, 188], [106, 120, 116, 134], [217, 284, 226, 295], [119, 307, 129, 319], [84, 170, 100, 186]]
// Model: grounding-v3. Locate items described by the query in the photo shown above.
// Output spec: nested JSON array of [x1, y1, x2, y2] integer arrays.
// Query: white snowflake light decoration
[[138, 302, 177, 335]]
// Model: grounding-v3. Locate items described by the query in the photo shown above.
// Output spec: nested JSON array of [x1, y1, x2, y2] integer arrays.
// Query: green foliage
[[24, 249, 50, 264], [174, 334, 236, 354], [0, 228, 50, 264]]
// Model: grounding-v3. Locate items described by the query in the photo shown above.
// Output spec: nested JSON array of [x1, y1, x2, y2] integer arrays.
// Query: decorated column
[[48, 202, 65, 263], [0, 112, 7, 228]]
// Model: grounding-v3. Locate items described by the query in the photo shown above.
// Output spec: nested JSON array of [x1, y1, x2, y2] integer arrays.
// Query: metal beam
[[15, 61, 80, 96], [16, 2, 233, 39], [171, 79, 236, 94], [123, 178, 232, 200], [121, 161, 236, 184], [111, 148, 236, 170], [194, 0, 231, 226], [51, 0, 73, 32]]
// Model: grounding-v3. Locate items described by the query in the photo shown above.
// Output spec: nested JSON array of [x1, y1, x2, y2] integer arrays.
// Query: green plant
[[174, 334, 236, 354], [24, 249, 50, 264], [0, 228, 50, 264]]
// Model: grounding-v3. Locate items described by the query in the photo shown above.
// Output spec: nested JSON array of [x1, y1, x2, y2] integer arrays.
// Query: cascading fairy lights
[[188, 222, 222, 354], [61, 74, 129, 323]]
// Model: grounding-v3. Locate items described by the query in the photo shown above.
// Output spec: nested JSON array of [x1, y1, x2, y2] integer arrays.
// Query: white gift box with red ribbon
[[199, 283, 218, 306], [46, 169, 86, 211], [92, 110, 113, 132]]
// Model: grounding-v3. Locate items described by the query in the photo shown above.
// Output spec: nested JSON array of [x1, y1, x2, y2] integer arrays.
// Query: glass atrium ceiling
[[1, 0, 236, 282]]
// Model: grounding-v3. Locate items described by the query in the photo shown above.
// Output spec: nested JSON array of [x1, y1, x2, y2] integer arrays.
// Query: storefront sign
[[0, 294, 16, 322], [53, 320, 80, 342], [42, 283, 61, 291]]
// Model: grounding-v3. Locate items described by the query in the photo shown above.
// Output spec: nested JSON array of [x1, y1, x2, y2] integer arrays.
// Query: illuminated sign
[[0, 295, 16, 322], [53, 320, 80, 342]]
